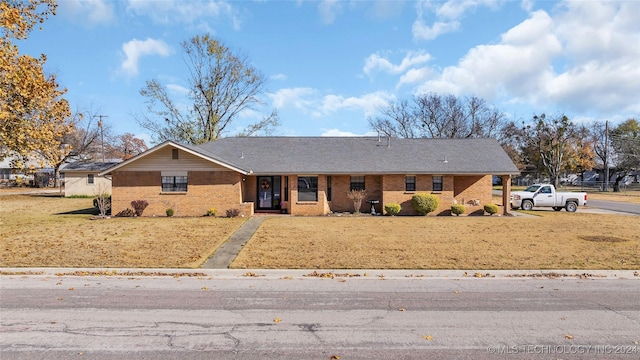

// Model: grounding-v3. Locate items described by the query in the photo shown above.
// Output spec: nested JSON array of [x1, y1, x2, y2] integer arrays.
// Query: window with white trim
[[87, 174, 94, 185]]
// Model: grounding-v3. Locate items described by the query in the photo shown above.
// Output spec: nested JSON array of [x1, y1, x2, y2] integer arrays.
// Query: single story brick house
[[100, 137, 519, 217], [60, 161, 120, 197]]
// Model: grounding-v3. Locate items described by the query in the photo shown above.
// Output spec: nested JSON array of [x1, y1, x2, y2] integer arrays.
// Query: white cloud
[[269, 87, 392, 121], [166, 84, 190, 95], [125, 0, 239, 28], [271, 73, 287, 81], [320, 128, 373, 137], [318, 0, 342, 25], [59, 0, 115, 26], [412, 0, 501, 41], [397, 67, 431, 88], [120, 38, 171, 76], [413, 1, 640, 117], [268, 88, 317, 109], [412, 20, 460, 41], [364, 51, 431, 76]]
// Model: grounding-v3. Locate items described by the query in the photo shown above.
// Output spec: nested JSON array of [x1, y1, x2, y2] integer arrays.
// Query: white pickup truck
[[510, 184, 587, 212]]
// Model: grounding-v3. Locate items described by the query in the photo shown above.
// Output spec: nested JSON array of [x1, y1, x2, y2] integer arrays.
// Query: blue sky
[[18, 0, 640, 144]]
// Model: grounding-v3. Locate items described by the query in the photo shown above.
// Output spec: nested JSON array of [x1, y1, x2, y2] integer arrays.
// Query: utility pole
[[96, 115, 108, 162], [604, 120, 609, 192]]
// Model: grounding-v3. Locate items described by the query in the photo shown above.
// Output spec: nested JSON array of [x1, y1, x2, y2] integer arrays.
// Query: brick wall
[[289, 175, 331, 216], [380, 174, 491, 215], [112, 170, 252, 217]]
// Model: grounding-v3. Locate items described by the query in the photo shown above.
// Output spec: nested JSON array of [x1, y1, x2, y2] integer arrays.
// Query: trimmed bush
[[226, 208, 241, 218], [451, 204, 466, 216], [411, 193, 440, 215], [484, 203, 499, 215], [384, 203, 401, 216], [131, 200, 149, 217], [115, 208, 135, 217], [166, 208, 174, 217], [206, 208, 217, 217]]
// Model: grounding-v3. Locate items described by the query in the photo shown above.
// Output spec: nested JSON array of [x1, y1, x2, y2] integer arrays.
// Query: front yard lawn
[[1, 193, 638, 269]]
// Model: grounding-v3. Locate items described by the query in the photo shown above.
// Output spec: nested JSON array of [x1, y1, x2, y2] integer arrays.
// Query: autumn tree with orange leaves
[[0, 0, 73, 185]]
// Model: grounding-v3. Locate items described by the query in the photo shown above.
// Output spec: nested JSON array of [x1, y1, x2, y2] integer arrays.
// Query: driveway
[[587, 199, 640, 215]]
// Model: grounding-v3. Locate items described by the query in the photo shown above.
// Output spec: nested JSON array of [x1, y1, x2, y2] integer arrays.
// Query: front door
[[257, 176, 281, 210]]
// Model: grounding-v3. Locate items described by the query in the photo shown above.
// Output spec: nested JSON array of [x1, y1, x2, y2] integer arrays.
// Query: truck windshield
[[524, 185, 541, 192]]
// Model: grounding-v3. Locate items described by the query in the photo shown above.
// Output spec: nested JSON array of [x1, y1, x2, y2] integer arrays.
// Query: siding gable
[[117, 147, 228, 172]]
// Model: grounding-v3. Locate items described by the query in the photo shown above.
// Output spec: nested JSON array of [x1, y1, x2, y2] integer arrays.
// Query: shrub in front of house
[[346, 189, 367, 214], [451, 204, 466, 216], [226, 208, 241, 218], [166, 208, 174, 217], [206, 208, 217, 217], [484, 203, 499, 215], [131, 200, 149, 216], [411, 193, 439, 215], [115, 208, 135, 217], [384, 203, 401, 216]]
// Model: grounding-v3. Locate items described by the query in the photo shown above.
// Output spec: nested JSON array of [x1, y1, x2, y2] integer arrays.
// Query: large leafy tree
[[0, 0, 73, 174], [137, 34, 279, 145], [510, 114, 595, 187], [105, 133, 148, 160], [369, 93, 505, 139], [610, 118, 640, 191]]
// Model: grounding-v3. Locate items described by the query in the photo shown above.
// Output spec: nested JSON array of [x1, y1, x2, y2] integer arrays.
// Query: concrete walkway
[[201, 217, 265, 269]]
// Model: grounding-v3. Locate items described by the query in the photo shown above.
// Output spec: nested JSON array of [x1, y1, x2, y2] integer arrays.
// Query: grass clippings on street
[[0, 194, 245, 268], [230, 214, 639, 270]]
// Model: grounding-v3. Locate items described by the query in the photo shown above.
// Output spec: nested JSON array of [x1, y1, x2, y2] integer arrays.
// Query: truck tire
[[565, 201, 578, 212], [521, 200, 534, 211], [552, 207, 563, 211]]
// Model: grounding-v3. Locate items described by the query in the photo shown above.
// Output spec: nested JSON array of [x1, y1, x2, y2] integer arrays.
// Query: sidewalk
[[201, 217, 265, 269]]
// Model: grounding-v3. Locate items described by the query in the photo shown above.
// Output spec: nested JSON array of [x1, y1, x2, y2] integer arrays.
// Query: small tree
[[411, 193, 439, 215], [94, 184, 111, 217], [347, 189, 367, 214], [131, 200, 149, 216]]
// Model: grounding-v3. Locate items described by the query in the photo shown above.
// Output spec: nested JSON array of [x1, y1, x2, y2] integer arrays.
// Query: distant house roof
[[195, 137, 520, 175], [60, 161, 121, 173], [102, 137, 519, 176]]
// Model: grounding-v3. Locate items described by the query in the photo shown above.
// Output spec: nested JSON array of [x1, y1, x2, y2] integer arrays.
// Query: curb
[[2, 268, 638, 280]]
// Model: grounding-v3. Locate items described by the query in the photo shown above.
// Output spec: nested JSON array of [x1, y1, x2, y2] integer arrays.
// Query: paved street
[[1, 270, 639, 359]]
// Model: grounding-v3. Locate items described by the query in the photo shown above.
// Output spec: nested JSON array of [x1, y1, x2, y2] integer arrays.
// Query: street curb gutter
[[1, 268, 638, 280]]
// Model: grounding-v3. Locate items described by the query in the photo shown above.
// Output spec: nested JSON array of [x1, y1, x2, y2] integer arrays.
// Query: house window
[[87, 174, 94, 185], [405, 176, 416, 192], [432, 175, 443, 192], [298, 176, 318, 201], [162, 176, 188, 192], [350, 176, 365, 191], [327, 176, 332, 201], [284, 176, 289, 201], [172, 149, 179, 160]]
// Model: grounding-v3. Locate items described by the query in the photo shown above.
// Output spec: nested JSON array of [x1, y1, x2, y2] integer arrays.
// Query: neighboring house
[[60, 161, 121, 197], [100, 137, 519, 217]]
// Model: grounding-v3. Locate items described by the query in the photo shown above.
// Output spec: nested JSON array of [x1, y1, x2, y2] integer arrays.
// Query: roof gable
[[100, 140, 249, 175]]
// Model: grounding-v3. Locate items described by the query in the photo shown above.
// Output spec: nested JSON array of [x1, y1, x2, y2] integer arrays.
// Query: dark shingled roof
[[60, 161, 121, 173], [195, 137, 519, 175]]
